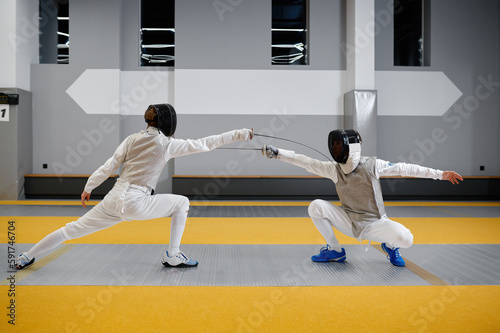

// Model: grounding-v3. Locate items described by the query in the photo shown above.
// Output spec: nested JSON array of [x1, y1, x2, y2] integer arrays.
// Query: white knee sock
[[311, 217, 342, 252], [26, 228, 69, 258], [167, 210, 188, 255]]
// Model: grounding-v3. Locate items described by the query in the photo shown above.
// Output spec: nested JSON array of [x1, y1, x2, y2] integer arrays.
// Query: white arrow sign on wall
[[66, 69, 120, 115], [66, 69, 462, 117], [376, 71, 462, 116], [66, 69, 172, 115]]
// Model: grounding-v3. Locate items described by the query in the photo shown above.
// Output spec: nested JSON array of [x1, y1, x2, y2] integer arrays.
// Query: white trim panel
[[174, 69, 346, 115]]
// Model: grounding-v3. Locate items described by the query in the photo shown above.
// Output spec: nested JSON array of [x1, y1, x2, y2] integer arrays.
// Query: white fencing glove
[[262, 145, 279, 159], [235, 128, 254, 141]]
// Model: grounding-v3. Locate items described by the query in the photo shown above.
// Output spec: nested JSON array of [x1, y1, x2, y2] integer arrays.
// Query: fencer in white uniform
[[264, 129, 462, 266], [16, 104, 253, 269]]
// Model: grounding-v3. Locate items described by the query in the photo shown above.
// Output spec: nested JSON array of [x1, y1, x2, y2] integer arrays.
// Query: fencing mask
[[144, 104, 177, 137], [328, 129, 362, 174]]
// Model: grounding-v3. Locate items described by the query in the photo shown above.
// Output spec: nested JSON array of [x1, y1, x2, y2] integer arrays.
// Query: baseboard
[[24, 175, 117, 199], [22, 175, 500, 200], [172, 176, 500, 201]]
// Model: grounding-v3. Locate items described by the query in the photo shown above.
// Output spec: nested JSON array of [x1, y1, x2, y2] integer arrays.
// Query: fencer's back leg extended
[[61, 204, 125, 240], [26, 228, 70, 259], [26, 204, 124, 258]]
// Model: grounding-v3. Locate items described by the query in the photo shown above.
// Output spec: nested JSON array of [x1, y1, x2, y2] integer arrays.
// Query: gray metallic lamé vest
[[334, 156, 386, 238]]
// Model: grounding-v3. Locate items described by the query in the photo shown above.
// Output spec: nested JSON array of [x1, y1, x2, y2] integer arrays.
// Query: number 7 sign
[[0, 105, 9, 122]]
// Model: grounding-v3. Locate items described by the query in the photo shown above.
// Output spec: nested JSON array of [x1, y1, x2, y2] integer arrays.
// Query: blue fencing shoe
[[311, 245, 346, 262], [161, 251, 198, 267], [16, 253, 35, 270], [381, 243, 405, 267]]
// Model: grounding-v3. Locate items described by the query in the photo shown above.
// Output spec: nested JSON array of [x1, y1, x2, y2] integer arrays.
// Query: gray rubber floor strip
[[2, 244, 499, 287]]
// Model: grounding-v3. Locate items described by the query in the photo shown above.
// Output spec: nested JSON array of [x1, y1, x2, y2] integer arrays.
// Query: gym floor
[[1, 200, 500, 332]]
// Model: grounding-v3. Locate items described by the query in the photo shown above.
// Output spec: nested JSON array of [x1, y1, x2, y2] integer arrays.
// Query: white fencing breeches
[[27, 182, 190, 259], [307, 199, 413, 250]]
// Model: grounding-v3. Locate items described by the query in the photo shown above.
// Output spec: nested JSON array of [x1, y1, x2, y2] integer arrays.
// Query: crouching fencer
[[16, 104, 253, 270], [263, 129, 463, 267]]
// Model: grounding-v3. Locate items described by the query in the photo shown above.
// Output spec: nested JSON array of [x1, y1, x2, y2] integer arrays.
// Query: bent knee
[[177, 196, 190, 212], [308, 199, 328, 217], [398, 230, 414, 248]]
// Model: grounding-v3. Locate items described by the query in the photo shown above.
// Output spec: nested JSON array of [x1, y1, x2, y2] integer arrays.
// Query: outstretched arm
[[376, 159, 463, 185], [166, 128, 253, 157], [263, 145, 338, 181], [442, 171, 463, 185]]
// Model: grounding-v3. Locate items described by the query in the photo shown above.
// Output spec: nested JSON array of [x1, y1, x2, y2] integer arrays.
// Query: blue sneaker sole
[[390, 261, 405, 267], [311, 255, 346, 262]]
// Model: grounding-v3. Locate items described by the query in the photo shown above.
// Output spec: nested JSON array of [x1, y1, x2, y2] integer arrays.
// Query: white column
[[0, 0, 39, 90], [345, 0, 375, 91], [0, 0, 18, 88], [344, 0, 377, 157]]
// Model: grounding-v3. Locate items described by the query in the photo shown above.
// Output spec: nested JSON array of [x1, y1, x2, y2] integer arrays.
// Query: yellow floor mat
[[2, 216, 500, 245], [1, 285, 499, 333]]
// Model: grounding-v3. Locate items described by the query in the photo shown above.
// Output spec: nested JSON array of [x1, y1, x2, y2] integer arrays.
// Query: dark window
[[272, 0, 308, 65], [39, 0, 69, 64], [140, 0, 175, 67], [57, 2, 69, 64], [394, 0, 430, 66]]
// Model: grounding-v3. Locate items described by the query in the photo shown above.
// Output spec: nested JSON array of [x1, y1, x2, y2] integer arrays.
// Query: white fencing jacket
[[84, 127, 249, 193]]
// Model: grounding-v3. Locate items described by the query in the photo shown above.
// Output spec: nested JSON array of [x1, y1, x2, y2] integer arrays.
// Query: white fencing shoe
[[161, 251, 198, 267], [16, 253, 35, 270]]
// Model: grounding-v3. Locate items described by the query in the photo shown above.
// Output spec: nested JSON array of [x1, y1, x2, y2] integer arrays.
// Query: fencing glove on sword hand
[[235, 128, 254, 141], [262, 145, 279, 159]]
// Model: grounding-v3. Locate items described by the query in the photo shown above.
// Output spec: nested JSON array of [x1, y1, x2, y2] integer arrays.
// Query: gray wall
[[22, 0, 500, 197], [375, 0, 499, 176], [0, 88, 32, 199], [32, 0, 122, 181], [173, 0, 345, 177], [31, 65, 121, 176], [175, 0, 345, 70]]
